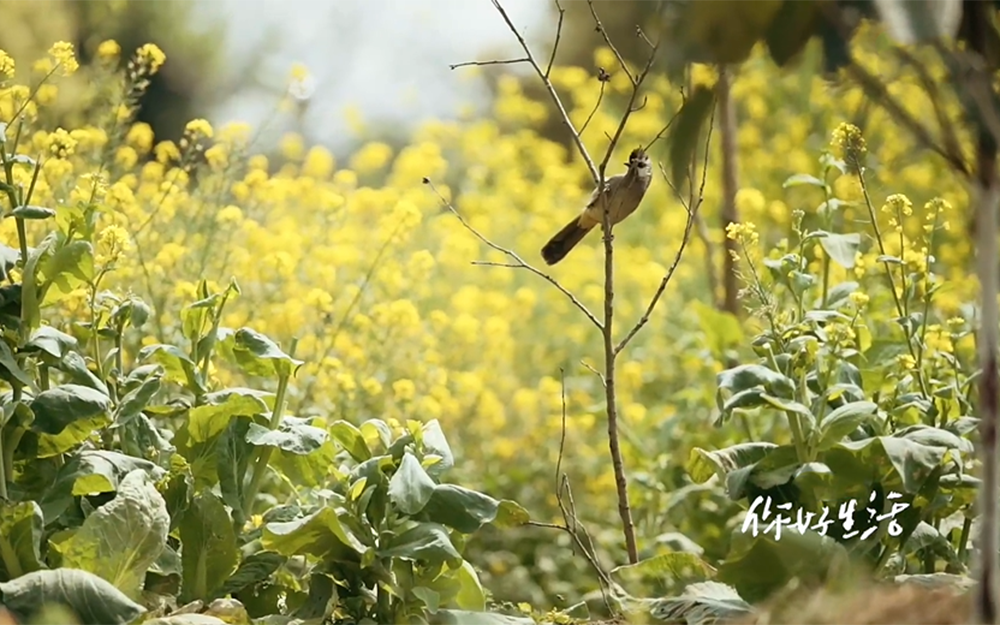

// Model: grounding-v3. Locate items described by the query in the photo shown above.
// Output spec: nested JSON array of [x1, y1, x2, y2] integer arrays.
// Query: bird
[[541, 147, 652, 265]]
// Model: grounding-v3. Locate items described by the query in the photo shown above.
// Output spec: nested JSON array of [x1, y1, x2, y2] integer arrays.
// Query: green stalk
[[242, 371, 291, 520]]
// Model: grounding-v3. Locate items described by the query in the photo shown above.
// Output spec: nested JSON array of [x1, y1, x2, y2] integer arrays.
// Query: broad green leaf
[[217, 417, 252, 518], [894, 424, 974, 454], [261, 507, 366, 559], [454, 560, 486, 611], [25, 325, 78, 360], [716, 364, 795, 411], [34, 413, 112, 458], [0, 501, 44, 580], [650, 581, 754, 623], [245, 416, 328, 455], [435, 610, 535, 625], [824, 436, 946, 494], [494, 499, 530, 528], [718, 530, 849, 603], [418, 484, 511, 533], [377, 522, 460, 567], [39, 240, 94, 306], [114, 371, 163, 427], [668, 85, 715, 191], [11, 205, 56, 220], [55, 351, 109, 396], [330, 420, 371, 462], [58, 469, 169, 599], [138, 344, 198, 389], [388, 452, 437, 515], [782, 173, 825, 188], [186, 388, 270, 443], [39, 450, 166, 523], [217, 551, 286, 597], [815, 231, 861, 268], [0, 567, 145, 625], [817, 401, 878, 450], [29, 384, 111, 435], [422, 419, 454, 477], [687, 443, 777, 484], [824, 281, 860, 308], [178, 493, 238, 602], [0, 339, 33, 388], [873, 0, 962, 44], [231, 328, 303, 378]]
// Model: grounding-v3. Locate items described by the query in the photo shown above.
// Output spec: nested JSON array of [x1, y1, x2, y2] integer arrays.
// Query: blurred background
[[0, 0, 661, 155]]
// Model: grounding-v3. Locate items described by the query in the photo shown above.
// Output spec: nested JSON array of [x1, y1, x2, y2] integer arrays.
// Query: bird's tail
[[541, 217, 593, 265]]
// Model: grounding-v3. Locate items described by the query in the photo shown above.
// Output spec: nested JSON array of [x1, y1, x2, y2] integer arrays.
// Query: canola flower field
[[0, 20, 986, 624]]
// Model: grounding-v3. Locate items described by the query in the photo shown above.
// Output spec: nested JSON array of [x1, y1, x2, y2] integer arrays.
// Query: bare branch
[[616, 109, 716, 355], [579, 75, 608, 136], [449, 58, 529, 70], [581, 359, 606, 385], [424, 178, 603, 331], [587, 0, 636, 86], [490, 0, 600, 183], [544, 0, 565, 79], [636, 26, 655, 50]]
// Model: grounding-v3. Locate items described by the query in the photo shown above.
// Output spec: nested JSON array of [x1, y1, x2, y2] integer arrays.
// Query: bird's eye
[[637, 160, 648, 168]]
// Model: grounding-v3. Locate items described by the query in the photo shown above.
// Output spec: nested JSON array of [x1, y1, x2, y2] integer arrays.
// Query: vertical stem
[[242, 371, 291, 520], [601, 187, 638, 565], [719, 66, 740, 316]]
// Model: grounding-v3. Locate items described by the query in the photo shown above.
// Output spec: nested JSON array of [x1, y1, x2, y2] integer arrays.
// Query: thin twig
[[424, 179, 603, 330], [586, 0, 635, 86], [579, 78, 607, 136], [490, 0, 600, 183], [449, 58, 529, 70], [544, 0, 565, 79], [616, 109, 716, 355], [581, 359, 606, 385]]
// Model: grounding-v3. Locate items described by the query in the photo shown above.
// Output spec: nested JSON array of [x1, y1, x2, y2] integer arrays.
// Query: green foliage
[[0, 122, 531, 625]]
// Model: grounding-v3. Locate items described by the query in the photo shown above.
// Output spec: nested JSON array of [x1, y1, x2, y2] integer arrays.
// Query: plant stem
[[242, 371, 291, 520]]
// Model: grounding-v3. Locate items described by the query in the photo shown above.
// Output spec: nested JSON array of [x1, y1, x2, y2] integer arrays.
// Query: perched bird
[[541, 147, 652, 265]]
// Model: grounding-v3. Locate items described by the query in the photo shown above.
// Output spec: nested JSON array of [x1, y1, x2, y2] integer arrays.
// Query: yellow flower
[[95, 225, 133, 265], [97, 39, 121, 62], [280, 133, 305, 161], [350, 142, 393, 173], [882, 193, 913, 216], [0, 50, 14, 79], [135, 43, 166, 75], [126, 123, 155, 153], [392, 379, 416, 402], [48, 41, 79, 76], [831, 122, 867, 172], [184, 118, 214, 139], [849, 291, 869, 308], [47, 128, 77, 158]]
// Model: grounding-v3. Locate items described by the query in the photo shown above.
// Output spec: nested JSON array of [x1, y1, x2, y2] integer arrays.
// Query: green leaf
[[39, 240, 94, 306], [216, 417, 252, 518], [388, 452, 437, 515], [138, 344, 199, 390], [817, 401, 878, 450], [114, 371, 162, 427], [815, 231, 861, 268], [39, 450, 166, 524], [434, 610, 535, 625], [231, 328, 303, 378], [29, 384, 111, 435], [0, 501, 45, 580], [824, 436, 946, 494], [56, 470, 169, 599], [186, 388, 270, 443], [668, 85, 715, 191], [422, 419, 455, 477], [245, 416, 328, 455], [330, 420, 371, 463], [261, 507, 366, 559], [716, 364, 795, 411], [417, 484, 512, 533], [11, 205, 56, 220], [54, 351, 109, 396], [650, 581, 754, 623], [717, 530, 849, 603], [686, 443, 778, 484], [25, 325, 78, 360], [454, 560, 486, 611], [0, 568, 146, 625], [894, 424, 974, 454], [178, 493, 238, 603], [377, 522, 461, 567], [873, 0, 962, 44], [0, 339, 33, 388], [217, 551, 286, 597], [782, 173, 825, 188], [824, 281, 859, 308]]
